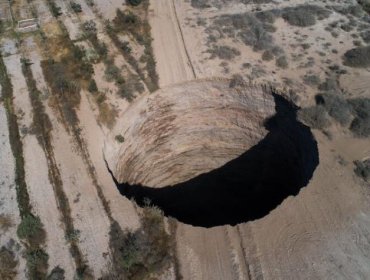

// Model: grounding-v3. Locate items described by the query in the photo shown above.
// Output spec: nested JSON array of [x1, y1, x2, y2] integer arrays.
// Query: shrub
[[47, 266, 65, 280], [282, 5, 330, 27], [262, 50, 274, 61], [104, 63, 120, 82], [315, 93, 352, 126], [191, 0, 210, 8], [88, 79, 98, 93], [0, 246, 18, 280], [298, 105, 331, 129], [229, 74, 246, 88], [48, 1, 62, 17], [343, 46, 370, 68], [115, 134, 125, 143], [208, 45, 240, 60], [303, 74, 320, 86], [276, 56, 288, 68], [127, 0, 142, 6], [107, 206, 173, 279], [354, 159, 370, 182], [348, 98, 370, 137], [70, 2, 82, 13], [17, 214, 45, 242], [210, 13, 274, 51], [0, 215, 13, 231], [26, 248, 49, 278]]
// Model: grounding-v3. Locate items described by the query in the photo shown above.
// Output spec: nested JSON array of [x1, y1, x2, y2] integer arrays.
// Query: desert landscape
[[0, 0, 370, 279]]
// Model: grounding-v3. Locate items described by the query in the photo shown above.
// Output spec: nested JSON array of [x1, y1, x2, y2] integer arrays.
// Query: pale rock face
[[104, 79, 276, 187]]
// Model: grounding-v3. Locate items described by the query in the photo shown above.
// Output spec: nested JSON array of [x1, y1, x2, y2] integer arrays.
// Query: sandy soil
[[149, 0, 195, 87], [77, 90, 140, 230]]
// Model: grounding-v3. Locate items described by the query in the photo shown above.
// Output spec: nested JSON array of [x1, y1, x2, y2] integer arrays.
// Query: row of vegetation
[[107, 2, 159, 92], [21, 58, 91, 278], [0, 53, 48, 279], [103, 205, 175, 280], [42, 4, 176, 279]]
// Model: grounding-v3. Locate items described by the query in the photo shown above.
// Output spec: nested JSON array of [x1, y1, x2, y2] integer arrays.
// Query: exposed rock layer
[[105, 79, 276, 187]]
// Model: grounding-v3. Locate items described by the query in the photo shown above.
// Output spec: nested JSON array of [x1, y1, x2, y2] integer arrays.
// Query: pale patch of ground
[[93, 0, 125, 20], [77, 90, 140, 230], [0, 104, 27, 280]]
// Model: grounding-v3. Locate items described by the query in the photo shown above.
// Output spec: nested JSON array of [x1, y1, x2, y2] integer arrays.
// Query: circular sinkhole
[[104, 79, 319, 227]]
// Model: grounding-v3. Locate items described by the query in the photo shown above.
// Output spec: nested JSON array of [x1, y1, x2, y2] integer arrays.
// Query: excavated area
[[104, 79, 319, 227]]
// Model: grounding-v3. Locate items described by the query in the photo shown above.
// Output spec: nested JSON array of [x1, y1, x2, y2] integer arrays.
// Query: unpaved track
[[149, 0, 195, 87]]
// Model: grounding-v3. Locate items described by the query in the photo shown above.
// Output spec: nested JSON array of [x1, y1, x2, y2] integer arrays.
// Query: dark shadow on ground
[[106, 93, 319, 227]]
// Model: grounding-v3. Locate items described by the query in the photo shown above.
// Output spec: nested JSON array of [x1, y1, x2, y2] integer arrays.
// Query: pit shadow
[[106, 93, 319, 227]]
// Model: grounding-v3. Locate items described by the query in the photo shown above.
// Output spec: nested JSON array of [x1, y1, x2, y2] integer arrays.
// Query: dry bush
[[276, 56, 288, 68], [343, 46, 370, 67], [0, 246, 18, 280], [298, 105, 331, 129], [354, 159, 370, 182], [208, 12, 278, 52], [106, 206, 174, 279], [348, 98, 370, 137], [0, 215, 13, 231], [208, 45, 241, 60], [315, 93, 352, 126], [281, 5, 331, 27]]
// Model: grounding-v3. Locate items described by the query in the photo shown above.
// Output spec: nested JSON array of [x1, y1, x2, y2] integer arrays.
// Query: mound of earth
[[104, 79, 319, 227]]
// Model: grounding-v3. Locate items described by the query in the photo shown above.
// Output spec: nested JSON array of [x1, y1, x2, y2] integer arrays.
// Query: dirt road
[[149, 0, 195, 87]]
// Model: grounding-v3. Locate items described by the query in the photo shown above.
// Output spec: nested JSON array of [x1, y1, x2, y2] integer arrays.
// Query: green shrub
[[343, 46, 370, 68], [115, 134, 125, 143], [26, 248, 49, 279], [298, 105, 331, 129], [107, 206, 173, 279], [127, 0, 142, 6], [354, 159, 370, 182], [47, 266, 65, 280], [70, 2, 82, 13], [17, 214, 45, 242]]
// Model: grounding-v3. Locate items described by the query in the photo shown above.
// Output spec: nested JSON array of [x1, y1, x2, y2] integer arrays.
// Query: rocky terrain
[[0, 0, 370, 279]]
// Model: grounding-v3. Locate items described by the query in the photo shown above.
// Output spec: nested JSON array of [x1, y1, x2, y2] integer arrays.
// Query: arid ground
[[1, 0, 370, 279]]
